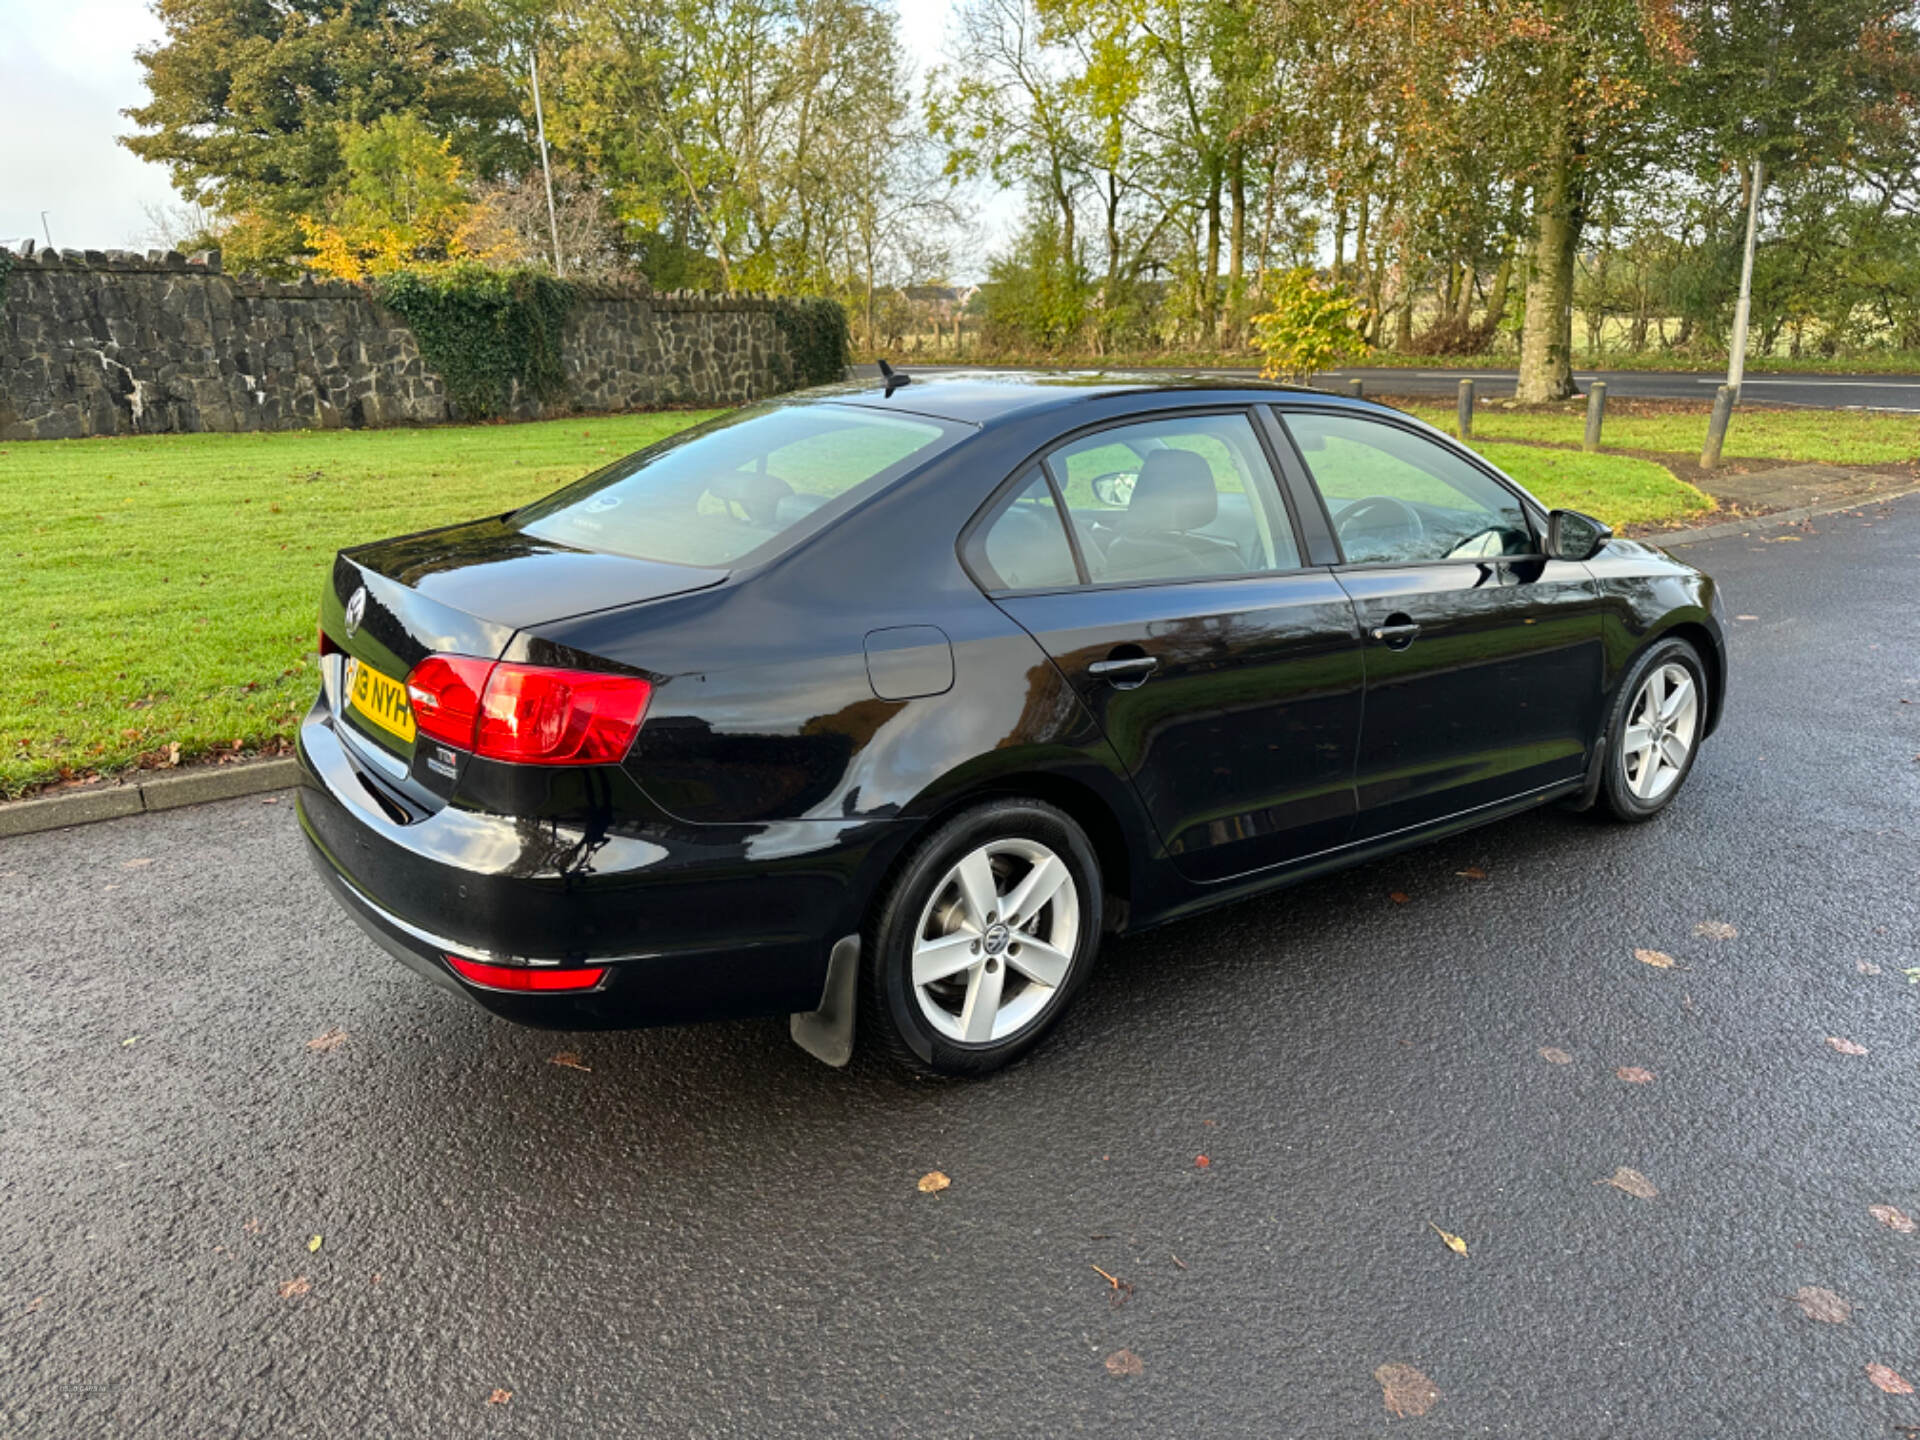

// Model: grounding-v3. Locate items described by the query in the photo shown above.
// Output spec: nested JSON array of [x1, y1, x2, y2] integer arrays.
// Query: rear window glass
[[517, 402, 962, 567]]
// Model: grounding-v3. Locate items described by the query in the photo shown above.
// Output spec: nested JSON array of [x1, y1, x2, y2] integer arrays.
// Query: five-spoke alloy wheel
[[1598, 637, 1710, 822], [866, 799, 1101, 1076]]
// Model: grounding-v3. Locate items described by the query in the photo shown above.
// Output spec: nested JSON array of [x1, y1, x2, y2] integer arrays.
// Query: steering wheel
[[1335, 495, 1425, 561]]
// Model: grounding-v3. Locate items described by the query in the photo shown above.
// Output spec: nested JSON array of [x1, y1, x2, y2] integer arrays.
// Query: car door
[[1268, 405, 1606, 840], [964, 408, 1365, 883]]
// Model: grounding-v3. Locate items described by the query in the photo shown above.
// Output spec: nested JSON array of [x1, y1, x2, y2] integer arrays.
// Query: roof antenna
[[877, 358, 911, 395]]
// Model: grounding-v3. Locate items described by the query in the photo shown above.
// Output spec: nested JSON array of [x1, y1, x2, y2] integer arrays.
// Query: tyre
[[863, 798, 1102, 1077], [1596, 637, 1708, 822]]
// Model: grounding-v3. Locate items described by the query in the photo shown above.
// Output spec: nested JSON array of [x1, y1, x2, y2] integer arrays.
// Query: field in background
[[1400, 402, 1920, 467], [2, 413, 717, 796]]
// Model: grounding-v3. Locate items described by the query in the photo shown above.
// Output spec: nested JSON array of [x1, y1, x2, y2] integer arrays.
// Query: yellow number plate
[[344, 657, 417, 745]]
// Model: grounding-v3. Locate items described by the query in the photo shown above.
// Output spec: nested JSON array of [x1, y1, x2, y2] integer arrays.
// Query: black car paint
[[297, 373, 1725, 1033]]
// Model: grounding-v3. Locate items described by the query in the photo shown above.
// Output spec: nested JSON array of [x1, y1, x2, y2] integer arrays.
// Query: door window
[[1283, 412, 1534, 565], [1044, 413, 1301, 583]]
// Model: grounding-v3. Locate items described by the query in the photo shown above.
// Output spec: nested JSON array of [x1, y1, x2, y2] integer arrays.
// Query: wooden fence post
[[1457, 379, 1475, 439], [1583, 381, 1607, 452]]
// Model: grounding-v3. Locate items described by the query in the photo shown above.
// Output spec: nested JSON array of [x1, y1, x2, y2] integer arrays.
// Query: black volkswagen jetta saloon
[[299, 371, 1726, 1075]]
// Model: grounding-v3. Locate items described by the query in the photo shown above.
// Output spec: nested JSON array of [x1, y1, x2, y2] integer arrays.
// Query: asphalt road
[[886, 362, 1920, 411], [5, 498, 1919, 1438]]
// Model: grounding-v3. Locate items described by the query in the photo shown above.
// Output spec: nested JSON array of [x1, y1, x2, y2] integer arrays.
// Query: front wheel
[[1597, 637, 1708, 822], [863, 799, 1102, 1077]]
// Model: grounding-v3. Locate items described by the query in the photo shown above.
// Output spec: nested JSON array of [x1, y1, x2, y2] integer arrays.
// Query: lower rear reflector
[[445, 955, 607, 992]]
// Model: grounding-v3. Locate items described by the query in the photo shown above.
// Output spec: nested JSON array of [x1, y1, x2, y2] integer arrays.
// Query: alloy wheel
[[910, 838, 1081, 1044], [1622, 661, 1699, 802]]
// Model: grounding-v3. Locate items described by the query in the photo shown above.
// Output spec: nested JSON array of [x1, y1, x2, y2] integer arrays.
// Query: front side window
[[518, 402, 961, 567], [1281, 411, 1533, 565], [1043, 412, 1300, 583]]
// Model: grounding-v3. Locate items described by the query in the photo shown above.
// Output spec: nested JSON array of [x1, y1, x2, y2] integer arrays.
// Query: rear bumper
[[297, 704, 896, 1030]]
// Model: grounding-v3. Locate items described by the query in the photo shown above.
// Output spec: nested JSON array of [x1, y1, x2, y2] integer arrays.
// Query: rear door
[[1269, 406, 1605, 839], [968, 409, 1365, 883]]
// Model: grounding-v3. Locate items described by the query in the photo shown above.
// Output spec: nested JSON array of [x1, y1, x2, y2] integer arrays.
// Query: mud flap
[[789, 934, 861, 1067]]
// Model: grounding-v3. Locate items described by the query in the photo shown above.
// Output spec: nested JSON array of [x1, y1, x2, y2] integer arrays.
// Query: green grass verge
[[1, 412, 718, 798], [1473, 444, 1712, 529], [0, 407, 1714, 797], [1402, 403, 1920, 467]]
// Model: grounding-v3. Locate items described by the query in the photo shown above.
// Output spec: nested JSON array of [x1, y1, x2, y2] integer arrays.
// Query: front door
[[1273, 407, 1605, 838], [970, 410, 1365, 882]]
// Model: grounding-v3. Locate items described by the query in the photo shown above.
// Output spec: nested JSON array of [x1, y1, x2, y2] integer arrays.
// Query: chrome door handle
[[1090, 655, 1159, 681], [1368, 622, 1422, 646]]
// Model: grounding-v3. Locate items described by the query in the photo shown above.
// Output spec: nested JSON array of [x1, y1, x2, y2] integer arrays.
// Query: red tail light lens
[[475, 663, 652, 764], [401, 655, 651, 765], [406, 655, 494, 749], [445, 955, 607, 992]]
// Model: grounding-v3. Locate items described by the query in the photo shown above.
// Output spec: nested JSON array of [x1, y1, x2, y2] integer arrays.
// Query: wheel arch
[[1650, 619, 1726, 737]]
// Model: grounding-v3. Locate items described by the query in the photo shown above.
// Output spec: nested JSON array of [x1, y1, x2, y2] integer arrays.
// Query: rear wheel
[[1597, 637, 1707, 822], [864, 799, 1101, 1077]]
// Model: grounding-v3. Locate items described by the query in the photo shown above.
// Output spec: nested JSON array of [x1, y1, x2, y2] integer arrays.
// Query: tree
[[123, 0, 526, 272], [301, 114, 477, 281]]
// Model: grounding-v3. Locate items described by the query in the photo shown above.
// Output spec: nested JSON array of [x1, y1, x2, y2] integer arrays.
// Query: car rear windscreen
[[516, 402, 964, 568]]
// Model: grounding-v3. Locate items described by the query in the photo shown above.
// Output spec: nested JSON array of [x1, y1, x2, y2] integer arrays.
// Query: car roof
[[799, 368, 1323, 426]]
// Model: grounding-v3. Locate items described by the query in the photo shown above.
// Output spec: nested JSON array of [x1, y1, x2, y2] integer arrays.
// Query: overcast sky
[[0, 0, 995, 265]]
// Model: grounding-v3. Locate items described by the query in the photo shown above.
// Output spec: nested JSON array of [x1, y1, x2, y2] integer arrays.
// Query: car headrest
[[1123, 450, 1217, 532]]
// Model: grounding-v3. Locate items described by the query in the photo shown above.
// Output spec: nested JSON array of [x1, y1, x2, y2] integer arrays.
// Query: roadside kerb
[[0, 759, 302, 840]]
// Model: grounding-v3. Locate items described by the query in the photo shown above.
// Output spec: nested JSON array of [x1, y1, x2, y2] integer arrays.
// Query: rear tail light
[[407, 655, 494, 749], [403, 655, 651, 765], [445, 955, 607, 992]]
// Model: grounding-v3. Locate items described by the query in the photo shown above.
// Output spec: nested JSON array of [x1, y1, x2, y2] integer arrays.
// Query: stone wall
[[0, 247, 798, 441]]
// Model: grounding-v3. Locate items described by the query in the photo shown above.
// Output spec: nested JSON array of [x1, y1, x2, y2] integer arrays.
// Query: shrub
[[1250, 268, 1371, 382], [772, 297, 851, 387], [373, 264, 575, 420]]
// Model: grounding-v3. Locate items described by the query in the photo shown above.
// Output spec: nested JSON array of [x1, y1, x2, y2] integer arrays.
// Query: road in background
[[4, 498, 1918, 1437], [873, 362, 1920, 411]]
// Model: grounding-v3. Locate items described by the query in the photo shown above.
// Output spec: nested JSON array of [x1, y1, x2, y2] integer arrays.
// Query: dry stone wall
[[0, 246, 799, 441]]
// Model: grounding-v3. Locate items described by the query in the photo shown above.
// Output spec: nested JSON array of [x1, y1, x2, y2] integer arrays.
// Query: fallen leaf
[[549, 1051, 591, 1072], [260, 796, 279, 805], [278, 1276, 310, 1298], [1195, 1154, 1211, 1168], [1455, 866, 1488, 880], [1764, 535, 1803, 543], [1615, 1066, 1655, 1084], [1104, 1348, 1144, 1377], [1538, 1046, 1573, 1065], [916, 1170, 951, 1194], [1428, 1222, 1468, 1256], [1597, 1166, 1659, 1199], [121, 1035, 141, 1047], [488, 1388, 513, 1406], [1859, 962, 1883, 975], [166, 742, 181, 766], [1693, 921, 1738, 941], [1867, 1364, 1915, 1396], [307, 1234, 322, 1253], [1827, 1036, 1869, 1056], [1792, 1286, 1852, 1324], [1374, 1363, 1440, 1418], [122, 858, 153, 869], [242, 1218, 263, 1236], [1869, 1205, 1916, 1234], [1633, 948, 1677, 969], [24, 1295, 46, 1313], [1389, 891, 1410, 904], [1735, 613, 1760, 620], [306, 1028, 347, 1053]]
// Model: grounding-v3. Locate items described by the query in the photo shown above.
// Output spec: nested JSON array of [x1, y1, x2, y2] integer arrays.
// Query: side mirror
[[1545, 509, 1612, 561], [1089, 471, 1138, 508]]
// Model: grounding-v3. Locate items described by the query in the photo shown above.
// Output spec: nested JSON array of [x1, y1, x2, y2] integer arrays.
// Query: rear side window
[[1045, 412, 1301, 583], [517, 402, 963, 567]]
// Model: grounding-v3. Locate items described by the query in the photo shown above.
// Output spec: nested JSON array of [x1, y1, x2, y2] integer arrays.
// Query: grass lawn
[[1471, 443, 1712, 529], [1, 407, 1706, 798], [1402, 402, 1920, 467], [1, 412, 718, 798]]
